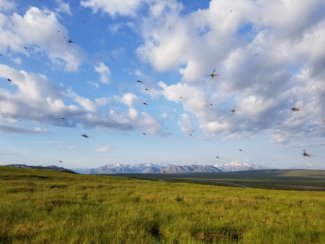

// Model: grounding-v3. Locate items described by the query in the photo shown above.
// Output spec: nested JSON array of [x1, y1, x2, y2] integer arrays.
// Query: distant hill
[[6, 164, 76, 174], [289, 163, 325, 170], [277, 169, 325, 178]]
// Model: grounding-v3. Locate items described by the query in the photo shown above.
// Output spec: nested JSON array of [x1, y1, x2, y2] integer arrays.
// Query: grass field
[[0, 166, 324, 243], [116, 170, 325, 191]]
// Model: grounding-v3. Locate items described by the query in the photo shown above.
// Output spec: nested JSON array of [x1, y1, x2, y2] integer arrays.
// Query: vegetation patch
[[78, 184, 105, 190], [0, 223, 10, 243], [175, 195, 184, 202], [131, 196, 141, 203], [295, 231, 321, 243], [49, 184, 68, 189], [47, 199, 78, 207], [11, 222, 45, 241], [146, 221, 161, 241], [6, 187, 36, 194], [192, 226, 242, 243]]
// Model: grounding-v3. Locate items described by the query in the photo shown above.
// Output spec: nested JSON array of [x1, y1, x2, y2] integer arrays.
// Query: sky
[[0, 0, 324, 169]]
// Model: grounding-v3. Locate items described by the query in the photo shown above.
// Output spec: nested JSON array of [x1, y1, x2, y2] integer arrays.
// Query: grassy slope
[[118, 170, 325, 191], [278, 169, 325, 177], [0, 166, 324, 243]]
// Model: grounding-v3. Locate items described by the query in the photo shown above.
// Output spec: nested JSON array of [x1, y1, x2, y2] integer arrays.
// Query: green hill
[[277, 169, 325, 177], [0, 166, 324, 243]]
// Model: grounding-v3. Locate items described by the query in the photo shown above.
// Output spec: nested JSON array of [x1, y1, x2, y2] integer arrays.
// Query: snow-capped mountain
[[161, 164, 221, 173], [73, 162, 271, 174], [74, 163, 221, 174], [215, 162, 265, 172], [75, 163, 163, 174]]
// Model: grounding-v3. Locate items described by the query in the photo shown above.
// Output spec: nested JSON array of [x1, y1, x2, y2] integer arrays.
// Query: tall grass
[[0, 166, 324, 243]]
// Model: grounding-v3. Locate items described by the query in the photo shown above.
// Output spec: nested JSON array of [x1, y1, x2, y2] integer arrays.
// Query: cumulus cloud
[[120, 92, 138, 107], [116, 92, 161, 132], [80, 0, 145, 17], [0, 7, 83, 71], [137, 0, 325, 141], [118, 93, 139, 120], [137, 112, 162, 134], [0, 65, 122, 129], [0, 65, 162, 134], [1, 0, 323, 143], [0, 65, 74, 123], [95, 62, 111, 84], [55, 0, 72, 15], [0, 0, 15, 12]]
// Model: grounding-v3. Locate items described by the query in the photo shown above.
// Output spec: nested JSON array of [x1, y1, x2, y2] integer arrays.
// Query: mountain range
[[74, 162, 266, 174]]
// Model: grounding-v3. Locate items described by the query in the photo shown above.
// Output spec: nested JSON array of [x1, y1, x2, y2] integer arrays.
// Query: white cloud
[[137, 1, 186, 72], [55, 0, 72, 15], [138, 0, 325, 141], [1, 0, 323, 143], [80, 0, 145, 17], [95, 62, 111, 84], [68, 91, 98, 113], [0, 64, 83, 123], [137, 112, 162, 134], [120, 92, 138, 107], [0, 0, 15, 11], [113, 92, 161, 133], [158, 82, 206, 110], [128, 107, 138, 120], [178, 113, 193, 134], [257, 0, 325, 37], [117, 93, 140, 120], [95, 97, 110, 106], [0, 7, 83, 71], [0, 65, 163, 134]]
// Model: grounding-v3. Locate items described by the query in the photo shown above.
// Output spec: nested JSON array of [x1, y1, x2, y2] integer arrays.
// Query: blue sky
[[0, 0, 324, 168]]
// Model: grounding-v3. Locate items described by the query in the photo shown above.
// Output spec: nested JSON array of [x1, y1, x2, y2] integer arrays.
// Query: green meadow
[[119, 170, 325, 191], [0, 166, 324, 243]]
